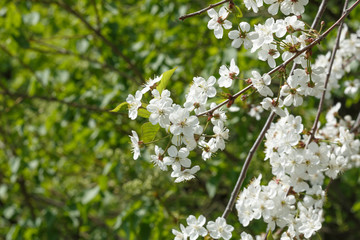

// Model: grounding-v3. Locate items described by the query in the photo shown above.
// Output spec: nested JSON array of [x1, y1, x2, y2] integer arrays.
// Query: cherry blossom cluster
[[172, 215, 234, 240], [314, 27, 360, 96], [235, 105, 360, 239], [122, 0, 360, 239], [128, 70, 233, 182]]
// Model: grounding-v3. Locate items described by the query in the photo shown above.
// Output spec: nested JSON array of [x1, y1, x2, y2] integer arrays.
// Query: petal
[[207, 76, 216, 85], [219, 6, 229, 18], [240, 22, 250, 32], [214, 26, 224, 39], [180, 158, 191, 168], [228, 30, 239, 40], [268, 57, 276, 68], [268, 3, 279, 15], [223, 20, 232, 29], [167, 145, 178, 157], [207, 8, 218, 18], [231, 38, 242, 48], [207, 19, 218, 30], [243, 39, 253, 49]]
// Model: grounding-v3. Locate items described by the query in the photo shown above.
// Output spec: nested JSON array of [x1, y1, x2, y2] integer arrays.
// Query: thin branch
[[91, 0, 101, 30], [350, 112, 360, 133], [31, 0, 144, 84], [0, 44, 44, 86], [28, 46, 133, 80], [196, 85, 252, 117], [311, 0, 330, 30], [179, 0, 231, 21], [222, 112, 276, 219], [307, 0, 350, 146], [0, 88, 115, 114], [220, 1, 360, 218], [18, 177, 37, 221], [290, 0, 329, 85]]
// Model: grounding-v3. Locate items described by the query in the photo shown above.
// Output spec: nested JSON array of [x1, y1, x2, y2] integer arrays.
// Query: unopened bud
[[321, 21, 325, 25]]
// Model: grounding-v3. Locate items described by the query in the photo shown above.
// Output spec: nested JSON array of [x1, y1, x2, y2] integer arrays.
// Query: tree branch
[[222, 111, 276, 219], [179, 0, 231, 21], [311, 0, 330, 30], [0, 88, 115, 114], [0, 44, 44, 86], [307, 0, 350, 146], [197, 0, 360, 119], [350, 112, 360, 133], [196, 85, 252, 117], [220, 0, 360, 219]]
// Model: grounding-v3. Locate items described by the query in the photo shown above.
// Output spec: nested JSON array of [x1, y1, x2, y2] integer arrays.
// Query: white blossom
[[206, 217, 234, 240], [207, 7, 232, 39]]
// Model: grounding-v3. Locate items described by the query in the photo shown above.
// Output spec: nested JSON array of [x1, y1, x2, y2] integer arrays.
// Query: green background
[[0, 0, 359, 239]]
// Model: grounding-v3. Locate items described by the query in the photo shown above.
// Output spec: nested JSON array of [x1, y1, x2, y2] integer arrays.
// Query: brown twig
[[307, 0, 350, 146], [28, 45, 132, 80], [179, 0, 231, 21], [350, 112, 360, 133], [222, 111, 276, 219], [291, 0, 329, 74], [0, 44, 44, 86], [0, 88, 114, 114], [311, 0, 330, 30], [91, 0, 101, 30], [18, 177, 37, 221], [196, 85, 252, 117]]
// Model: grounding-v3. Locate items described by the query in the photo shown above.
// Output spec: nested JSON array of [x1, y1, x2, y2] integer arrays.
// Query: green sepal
[[267, 230, 275, 240]]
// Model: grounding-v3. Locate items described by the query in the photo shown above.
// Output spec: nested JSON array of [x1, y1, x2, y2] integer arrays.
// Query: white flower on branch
[[207, 7, 232, 39], [258, 43, 280, 68], [186, 215, 208, 239], [129, 130, 141, 160], [244, 0, 264, 13], [126, 90, 142, 120], [228, 22, 259, 49], [218, 58, 240, 88], [251, 71, 273, 97], [206, 217, 234, 240]]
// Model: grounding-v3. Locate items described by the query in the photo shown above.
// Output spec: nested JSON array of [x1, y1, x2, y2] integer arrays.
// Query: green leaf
[[156, 67, 177, 94], [82, 186, 100, 204], [138, 103, 151, 118], [235, 5, 243, 18], [110, 102, 128, 112], [352, 201, 360, 212], [141, 122, 160, 143]]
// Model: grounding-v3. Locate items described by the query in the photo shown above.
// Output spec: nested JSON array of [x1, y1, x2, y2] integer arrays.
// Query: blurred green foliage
[[0, 0, 359, 239]]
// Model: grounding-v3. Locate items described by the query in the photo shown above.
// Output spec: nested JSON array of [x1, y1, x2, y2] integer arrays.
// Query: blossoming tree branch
[[112, 0, 360, 239]]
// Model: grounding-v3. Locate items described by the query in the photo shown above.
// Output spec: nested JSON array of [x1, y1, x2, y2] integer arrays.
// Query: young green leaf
[[156, 67, 177, 94], [111, 102, 128, 113], [235, 5, 243, 18], [141, 122, 160, 143]]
